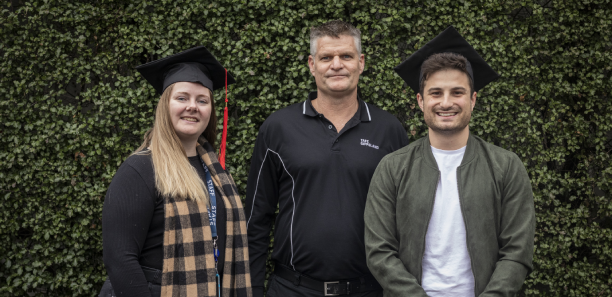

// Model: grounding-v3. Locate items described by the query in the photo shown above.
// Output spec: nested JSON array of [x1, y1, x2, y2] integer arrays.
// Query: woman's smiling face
[[168, 81, 212, 144]]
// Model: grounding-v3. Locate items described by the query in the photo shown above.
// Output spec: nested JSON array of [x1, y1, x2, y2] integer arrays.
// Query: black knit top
[[102, 152, 226, 297]]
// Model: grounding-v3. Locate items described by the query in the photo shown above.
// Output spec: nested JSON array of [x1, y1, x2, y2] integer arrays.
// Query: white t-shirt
[[422, 146, 475, 297]]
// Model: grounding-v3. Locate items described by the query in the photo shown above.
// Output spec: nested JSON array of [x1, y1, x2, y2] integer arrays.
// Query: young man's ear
[[471, 91, 477, 111], [417, 93, 424, 110]]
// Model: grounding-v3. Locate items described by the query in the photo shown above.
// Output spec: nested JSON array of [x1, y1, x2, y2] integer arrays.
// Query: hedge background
[[1, 0, 611, 296]]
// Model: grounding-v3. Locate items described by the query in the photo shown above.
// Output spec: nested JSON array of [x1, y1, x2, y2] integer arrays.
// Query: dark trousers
[[266, 274, 383, 297]]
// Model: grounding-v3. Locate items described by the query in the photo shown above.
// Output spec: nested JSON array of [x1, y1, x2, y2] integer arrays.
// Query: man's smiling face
[[308, 35, 364, 97], [417, 68, 476, 136]]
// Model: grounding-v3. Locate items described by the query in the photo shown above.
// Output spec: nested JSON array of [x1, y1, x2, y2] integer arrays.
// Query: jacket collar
[[423, 133, 477, 170], [302, 91, 372, 122]]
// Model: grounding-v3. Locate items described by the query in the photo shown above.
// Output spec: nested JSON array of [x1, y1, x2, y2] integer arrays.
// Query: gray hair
[[309, 20, 361, 57]]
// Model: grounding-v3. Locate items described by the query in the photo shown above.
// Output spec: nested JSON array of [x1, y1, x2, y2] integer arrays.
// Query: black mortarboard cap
[[394, 26, 499, 93], [136, 46, 236, 94]]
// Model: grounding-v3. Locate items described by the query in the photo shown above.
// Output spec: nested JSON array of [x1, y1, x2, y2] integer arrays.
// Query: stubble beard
[[424, 109, 472, 136]]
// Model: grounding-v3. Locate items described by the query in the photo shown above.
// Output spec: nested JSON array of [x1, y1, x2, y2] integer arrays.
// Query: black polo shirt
[[246, 92, 409, 297]]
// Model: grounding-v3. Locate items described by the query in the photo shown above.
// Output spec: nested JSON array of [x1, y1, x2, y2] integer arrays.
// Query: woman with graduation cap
[[101, 46, 252, 297]]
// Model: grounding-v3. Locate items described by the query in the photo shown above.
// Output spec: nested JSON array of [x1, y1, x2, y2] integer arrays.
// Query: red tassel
[[219, 69, 229, 170], [220, 106, 228, 169]]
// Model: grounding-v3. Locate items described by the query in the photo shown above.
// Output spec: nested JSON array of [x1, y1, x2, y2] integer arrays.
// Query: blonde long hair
[[134, 83, 218, 203]]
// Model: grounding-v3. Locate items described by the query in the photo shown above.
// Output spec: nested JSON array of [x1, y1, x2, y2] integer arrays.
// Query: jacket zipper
[[456, 166, 478, 296], [420, 171, 440, 283]]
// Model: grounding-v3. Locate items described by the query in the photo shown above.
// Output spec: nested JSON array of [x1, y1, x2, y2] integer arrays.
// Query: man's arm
[[479, 154, 535, 297], [365, 156, 428, 297], [245, 127, 280, 297]]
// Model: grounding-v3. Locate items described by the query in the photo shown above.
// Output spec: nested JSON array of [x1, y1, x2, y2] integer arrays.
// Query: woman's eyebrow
[[175, 91, 210, 98]]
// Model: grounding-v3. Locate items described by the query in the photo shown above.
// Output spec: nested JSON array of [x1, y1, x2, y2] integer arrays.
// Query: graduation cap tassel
[[219, 68, 228, 170]]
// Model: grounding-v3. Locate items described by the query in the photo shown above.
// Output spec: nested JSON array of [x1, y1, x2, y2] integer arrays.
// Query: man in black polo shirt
[[245, 20, 409, 297]]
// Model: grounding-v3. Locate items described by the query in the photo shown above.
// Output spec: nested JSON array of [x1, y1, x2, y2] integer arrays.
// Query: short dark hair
[[310, 20, 361, 56], [419, 52, 474, 95]]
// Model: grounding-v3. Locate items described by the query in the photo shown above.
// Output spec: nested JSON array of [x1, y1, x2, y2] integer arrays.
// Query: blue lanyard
[[202, 164, 218, 238], [200, 159, 221, 297]]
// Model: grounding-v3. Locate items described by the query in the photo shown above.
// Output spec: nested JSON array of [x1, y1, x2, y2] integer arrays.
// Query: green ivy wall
[[1, 0, 611, 296]]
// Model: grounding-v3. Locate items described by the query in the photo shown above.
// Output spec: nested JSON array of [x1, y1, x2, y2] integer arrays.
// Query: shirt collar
[[302, 91, 372, 122]]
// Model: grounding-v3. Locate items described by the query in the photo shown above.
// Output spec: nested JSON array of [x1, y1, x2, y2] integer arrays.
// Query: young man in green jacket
[[364, 26, 535, 297]]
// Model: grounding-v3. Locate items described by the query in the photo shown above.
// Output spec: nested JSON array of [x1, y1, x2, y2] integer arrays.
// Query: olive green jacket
[[365, 134, 535, 297]]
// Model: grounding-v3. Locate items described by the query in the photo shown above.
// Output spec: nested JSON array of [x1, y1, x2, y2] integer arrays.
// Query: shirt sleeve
[[479, 154, 535, 297], [389, 115, 410, 149], [400, 128, 410, 148], [102, 162, 156, 297], [395, 119, 410, 148], [365, 155, 429, 297], [245, 126, 281, 297]]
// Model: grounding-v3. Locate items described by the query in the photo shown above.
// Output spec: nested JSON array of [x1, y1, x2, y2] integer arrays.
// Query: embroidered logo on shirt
[[361, 139, 379, 149]]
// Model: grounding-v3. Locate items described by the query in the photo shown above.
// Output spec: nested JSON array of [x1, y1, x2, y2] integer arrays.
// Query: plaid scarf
[[161, 138, 252, 297]]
